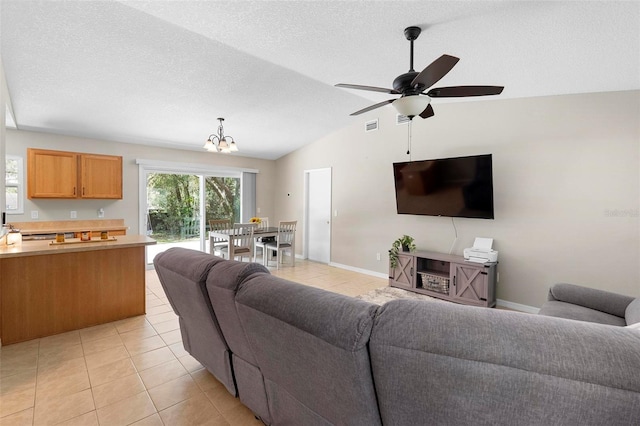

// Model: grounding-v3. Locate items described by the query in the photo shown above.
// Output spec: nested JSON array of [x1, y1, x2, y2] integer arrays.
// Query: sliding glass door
[[142, 168, 243, 265]]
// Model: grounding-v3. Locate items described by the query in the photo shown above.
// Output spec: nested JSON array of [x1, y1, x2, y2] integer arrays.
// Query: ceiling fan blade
[[336, 83, 400, 95], [411, 54, 460, 89], [350, 99, 396, 116], [419, 104, 435, 119], [427, 85, 504, 97]]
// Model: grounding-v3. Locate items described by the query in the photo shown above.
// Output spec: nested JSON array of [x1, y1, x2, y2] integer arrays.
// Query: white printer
[[464, 237, 498, 263]]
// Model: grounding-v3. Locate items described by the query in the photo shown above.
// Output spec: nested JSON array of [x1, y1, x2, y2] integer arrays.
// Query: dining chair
[[263, 220, 297, 269], [209, 219, 232, 257], [220, 223, 255, 262], [253, 217, 270, 261]]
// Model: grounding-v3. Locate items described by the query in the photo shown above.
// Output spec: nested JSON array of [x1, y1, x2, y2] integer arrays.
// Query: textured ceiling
[[2, 1, 639, 160]]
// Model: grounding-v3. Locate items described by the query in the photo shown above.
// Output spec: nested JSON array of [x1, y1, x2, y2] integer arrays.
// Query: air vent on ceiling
[[396, 114, 411, 125], [364, 119, 378, 132]]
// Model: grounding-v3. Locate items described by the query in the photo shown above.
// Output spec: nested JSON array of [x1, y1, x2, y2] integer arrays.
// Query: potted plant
[[389, 235, 417, 269]]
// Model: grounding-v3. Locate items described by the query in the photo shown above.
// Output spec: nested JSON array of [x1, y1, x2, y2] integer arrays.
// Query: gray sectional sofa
[[154, 248, 640, 426], [539, 282, 640, 326]]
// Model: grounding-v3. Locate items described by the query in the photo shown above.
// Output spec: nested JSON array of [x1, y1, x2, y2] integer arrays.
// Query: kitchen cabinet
[[27, 148, 122, 199], [80, 154, 122, 199]]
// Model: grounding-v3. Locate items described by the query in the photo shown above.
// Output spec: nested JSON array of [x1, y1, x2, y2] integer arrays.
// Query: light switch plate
[[70, 211, 77, 219]]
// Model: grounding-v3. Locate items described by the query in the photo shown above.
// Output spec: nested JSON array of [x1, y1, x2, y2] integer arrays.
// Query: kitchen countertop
[[0, 234, 156, 258], [7, 219, 128, 235]]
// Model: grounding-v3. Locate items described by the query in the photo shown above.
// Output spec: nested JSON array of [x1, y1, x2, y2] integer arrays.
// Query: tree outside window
[[5, 156, 23, 214]]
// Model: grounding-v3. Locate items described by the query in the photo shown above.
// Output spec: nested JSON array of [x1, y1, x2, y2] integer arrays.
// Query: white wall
[[6, 130, 277, 234], [274, 90, 640, 308], [1, 59, 7, 218]]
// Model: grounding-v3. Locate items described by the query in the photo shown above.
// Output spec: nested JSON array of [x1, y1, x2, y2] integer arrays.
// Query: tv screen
[[393, 154, 494, 219]]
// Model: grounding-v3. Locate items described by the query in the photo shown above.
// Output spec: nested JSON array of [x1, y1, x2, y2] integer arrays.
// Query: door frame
[[303, 167, 332, 262], [136, 159, 256, 266]]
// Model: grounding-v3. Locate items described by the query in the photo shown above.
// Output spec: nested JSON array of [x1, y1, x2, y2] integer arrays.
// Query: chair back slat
[[278, 221, 297, 245], [231, 223, 255, 259]]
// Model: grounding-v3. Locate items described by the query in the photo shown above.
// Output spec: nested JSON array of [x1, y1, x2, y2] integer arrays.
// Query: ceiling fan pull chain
[[407, 120, 412, 158]]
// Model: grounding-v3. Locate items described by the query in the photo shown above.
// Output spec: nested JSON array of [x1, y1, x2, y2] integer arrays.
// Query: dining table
[[209, 226, 280, 259]]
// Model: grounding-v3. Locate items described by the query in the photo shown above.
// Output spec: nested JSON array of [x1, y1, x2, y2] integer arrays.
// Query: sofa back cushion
[[153, 248, 235, 395], [625, 298, 640, 325], [235, 274, 382, 426], [205, 259, 271, 423], [370, 299, 640, 425]]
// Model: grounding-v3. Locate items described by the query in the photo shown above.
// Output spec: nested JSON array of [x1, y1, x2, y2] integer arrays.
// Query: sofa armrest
[[548, 283, 634, 318]]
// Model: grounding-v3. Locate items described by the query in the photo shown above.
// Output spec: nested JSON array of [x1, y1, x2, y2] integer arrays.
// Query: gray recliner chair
[[153, 248, 237, 395], [539, 283, 640, 326]]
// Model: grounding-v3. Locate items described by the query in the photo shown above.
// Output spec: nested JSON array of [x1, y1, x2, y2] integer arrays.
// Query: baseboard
[[496, 299, 540, 314], [328, 262, 390, 280]]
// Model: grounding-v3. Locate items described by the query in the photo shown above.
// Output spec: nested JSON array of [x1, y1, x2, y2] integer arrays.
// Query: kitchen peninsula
[[0, 234, 155, 345]]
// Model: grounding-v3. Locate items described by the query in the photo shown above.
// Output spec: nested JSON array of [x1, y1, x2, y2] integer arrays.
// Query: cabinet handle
[[410, 267, 414, 277], [82, 187, 85, 196], [453, 276, 456, 286], [73, 187, 76, 195]]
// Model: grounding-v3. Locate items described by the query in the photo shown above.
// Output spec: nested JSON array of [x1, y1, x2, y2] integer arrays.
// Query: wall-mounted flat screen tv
[[393, 154, 494, 219]]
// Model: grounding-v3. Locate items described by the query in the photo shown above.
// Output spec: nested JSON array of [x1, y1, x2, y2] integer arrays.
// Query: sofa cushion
[[153, 248, 235, 395], [625, 298, 640, 325], [546, 283, 634, 318], [235, 274, 382, 426], [205, 259, 271, 424], [538, 300, 627, 326], [370, 299, 640, 425]]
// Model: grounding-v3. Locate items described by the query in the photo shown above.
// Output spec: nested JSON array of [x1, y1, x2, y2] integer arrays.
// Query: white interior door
[[305, 168, 331, 263]]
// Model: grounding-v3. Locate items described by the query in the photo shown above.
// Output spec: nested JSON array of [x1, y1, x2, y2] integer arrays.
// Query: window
[[6, 155, 24, 214]]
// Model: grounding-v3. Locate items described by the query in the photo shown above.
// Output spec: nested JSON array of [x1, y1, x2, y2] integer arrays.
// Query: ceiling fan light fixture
[[392, 95, 431, 119]]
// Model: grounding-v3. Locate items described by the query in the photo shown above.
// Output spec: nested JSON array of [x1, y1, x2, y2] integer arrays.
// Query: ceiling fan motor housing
[[393, 72, 423, 95]]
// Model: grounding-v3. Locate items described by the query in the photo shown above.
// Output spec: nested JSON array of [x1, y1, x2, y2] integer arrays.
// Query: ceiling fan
[[336, 26, 504, 120]]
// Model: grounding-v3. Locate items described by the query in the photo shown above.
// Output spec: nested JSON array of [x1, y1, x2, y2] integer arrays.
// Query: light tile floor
[[0, 260, 386, 426]]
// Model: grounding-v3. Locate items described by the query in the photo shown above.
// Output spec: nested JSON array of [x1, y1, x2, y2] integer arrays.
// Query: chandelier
[[204, 117, 238, 153]]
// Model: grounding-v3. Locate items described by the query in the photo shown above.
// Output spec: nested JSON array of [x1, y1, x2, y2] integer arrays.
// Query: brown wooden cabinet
[[27, 148, 122, 199], [80, 154, 123, 199], [27, 149, 78, 198], [389, 250, 497, 307]]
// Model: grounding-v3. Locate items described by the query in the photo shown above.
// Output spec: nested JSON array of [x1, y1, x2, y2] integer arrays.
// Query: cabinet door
[[451, 263, 489, 306], [80, 154, 123, 199], [27, 149, 78, 198], [389, 254, 415, 289]]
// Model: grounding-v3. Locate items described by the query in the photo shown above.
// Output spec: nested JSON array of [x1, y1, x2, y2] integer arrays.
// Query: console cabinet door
[[27, 149, 78, 198], [389, 254, 415, 289], [80, 154, 123, 199], [451, 263, 489, 307]]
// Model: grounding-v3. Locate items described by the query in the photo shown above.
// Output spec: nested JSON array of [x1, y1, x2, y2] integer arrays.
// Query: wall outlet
[[31, 210, 39, 219], [98, 208, 105, 218], [70, 211, 77, 219], [257, 207, 261, 214], [376, 252, 381, 261]]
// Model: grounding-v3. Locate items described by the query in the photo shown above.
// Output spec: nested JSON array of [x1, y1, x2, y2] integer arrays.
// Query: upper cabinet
[[27, 148, 123, 199], [79, 154, 123, 199]]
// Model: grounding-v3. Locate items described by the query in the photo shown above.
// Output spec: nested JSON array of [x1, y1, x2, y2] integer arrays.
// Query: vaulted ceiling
[[2, 1, 639, 160]]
